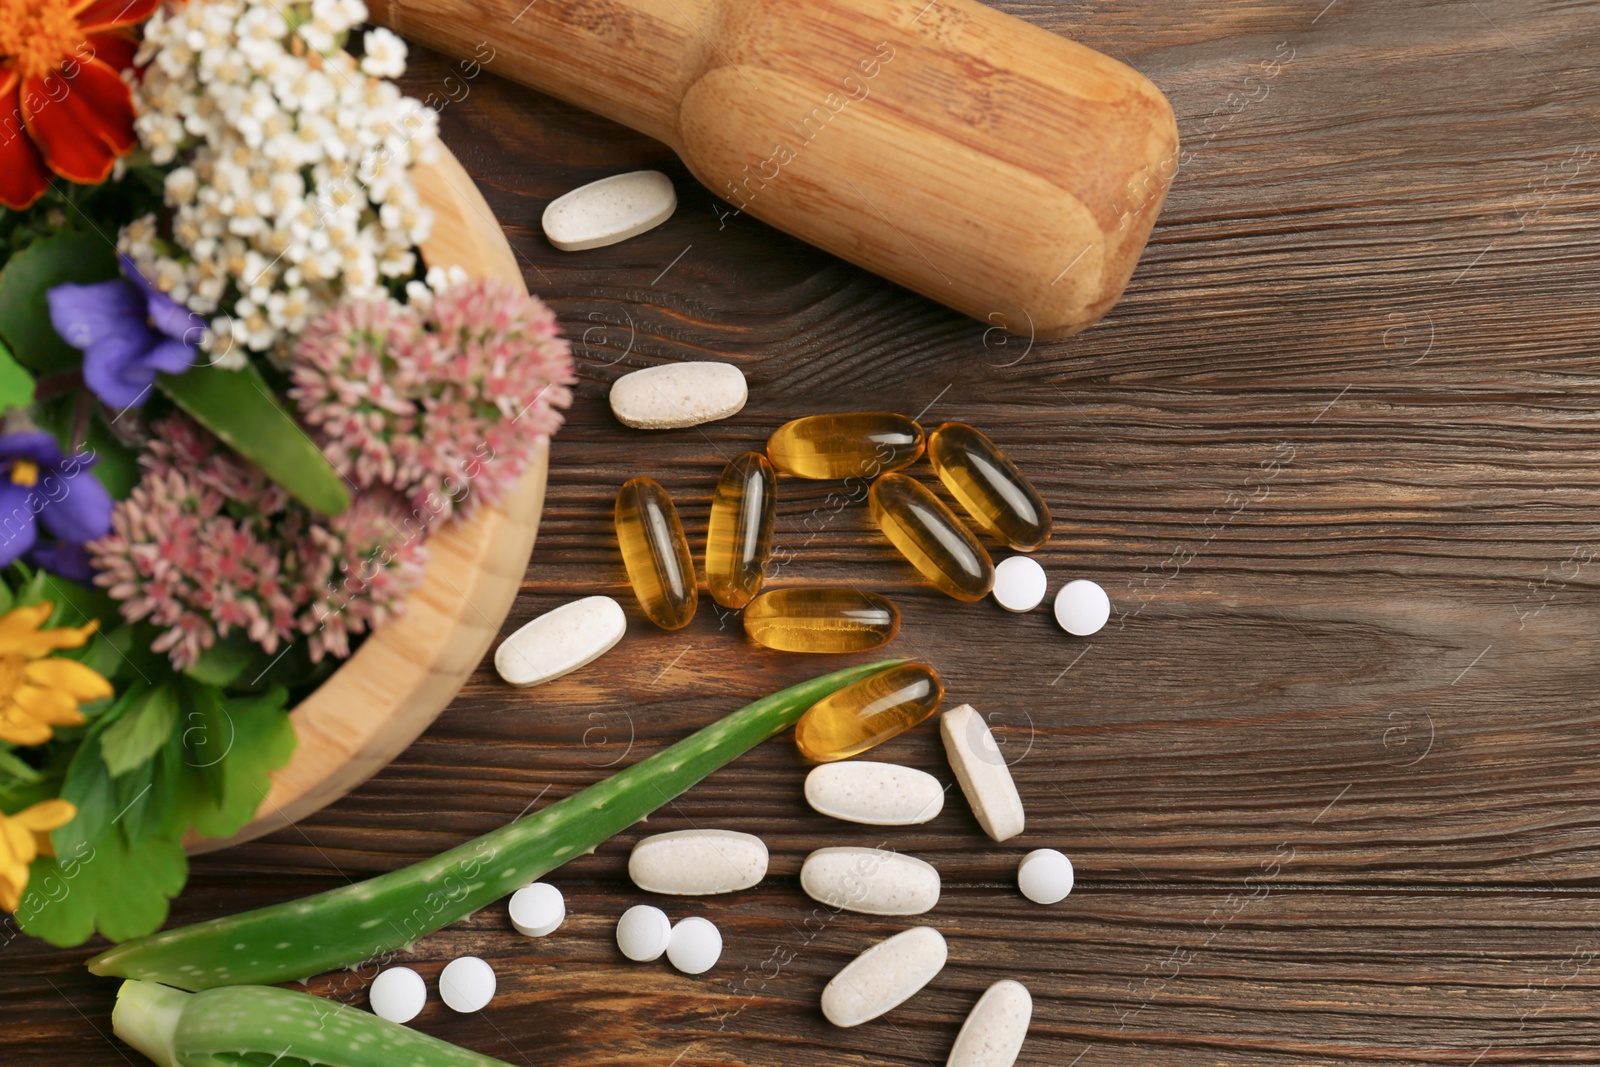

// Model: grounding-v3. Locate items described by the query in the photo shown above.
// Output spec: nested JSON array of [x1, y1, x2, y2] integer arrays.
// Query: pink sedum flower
[[291, 278, 574, 529], [89, 415, 427, 670]]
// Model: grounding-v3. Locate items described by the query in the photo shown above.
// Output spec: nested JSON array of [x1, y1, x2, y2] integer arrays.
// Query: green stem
[[90, 660, 904, 989], [113, 980, 517, 1067]]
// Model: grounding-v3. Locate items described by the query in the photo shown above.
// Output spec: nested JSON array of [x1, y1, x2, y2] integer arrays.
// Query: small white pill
[[801, 847, 940, 916], [616, 904, 673, 962], [494, 595, 626, 688], [947, 980, 1033, 1067], [821, 926, 947, 1028], [438, 956, 496, 1013], [542, 170, 676, 251], [368, 966, 425, 1024], [804, 761, 945, 826], [1054, 579, 1110, 636], [666, 916, 722, 975], [992, 556, 1047, 613], [941, 704, 1026, 842], [609, 361, 748, 430], [1018, 849, 1074, 904], [508, 882, 565, 937]]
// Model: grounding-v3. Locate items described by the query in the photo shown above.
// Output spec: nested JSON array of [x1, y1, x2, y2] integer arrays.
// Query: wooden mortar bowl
[[186, 145, 544, 853]]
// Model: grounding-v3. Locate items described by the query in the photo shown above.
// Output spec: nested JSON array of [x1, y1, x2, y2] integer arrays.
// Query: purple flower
[[46, 255, 202, 410], [0, 432, 113, 572]]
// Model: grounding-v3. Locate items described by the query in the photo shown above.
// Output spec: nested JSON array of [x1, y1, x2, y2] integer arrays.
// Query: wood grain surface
[[7, 1, 1600, 1064]]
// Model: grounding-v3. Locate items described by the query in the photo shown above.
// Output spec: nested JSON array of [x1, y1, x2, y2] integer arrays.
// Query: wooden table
[[9, 1, 1600, 1063]]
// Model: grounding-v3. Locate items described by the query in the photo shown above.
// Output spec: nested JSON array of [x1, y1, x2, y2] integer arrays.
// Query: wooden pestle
[[369, 0, 1178, 338]]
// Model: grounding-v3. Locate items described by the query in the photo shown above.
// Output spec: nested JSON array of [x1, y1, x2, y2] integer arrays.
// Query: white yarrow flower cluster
[[122, 0, 437, 365]]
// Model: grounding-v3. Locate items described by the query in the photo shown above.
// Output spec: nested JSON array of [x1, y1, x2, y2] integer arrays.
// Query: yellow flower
[[0, 798, 76, 912], [0, 602, 113, 746]]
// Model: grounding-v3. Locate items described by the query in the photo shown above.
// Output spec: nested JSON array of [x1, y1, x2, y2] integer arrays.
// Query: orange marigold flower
[[0, 798, 75, 912], [0, 0, 158, 210], [0, 602, 112, 746]]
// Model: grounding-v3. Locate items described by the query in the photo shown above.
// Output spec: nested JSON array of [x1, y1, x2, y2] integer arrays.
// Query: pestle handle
[[371, 0, 1179, 338]]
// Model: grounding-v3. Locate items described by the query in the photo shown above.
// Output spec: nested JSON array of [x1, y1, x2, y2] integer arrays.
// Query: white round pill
[[666, 916, 722, 975], [616, 904, 673, 962], [508, 882, 565, 937], [438, 956, 496, 1013], [992, 555, 1047, 612], [1018, 848, 1074, 904], [1054, 579, 1110, 636], [368, 966, 426, 1024]]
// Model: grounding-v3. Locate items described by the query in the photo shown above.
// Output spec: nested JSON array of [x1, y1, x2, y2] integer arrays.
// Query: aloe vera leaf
[[112, 980, 516, 1067], [90, 660, 905, 988]]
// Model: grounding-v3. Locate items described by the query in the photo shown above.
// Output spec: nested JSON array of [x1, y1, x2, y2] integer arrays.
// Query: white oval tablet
[[368, 966, 425, 1024], [438, 956, 496, 1013], [628, 829, 768, 895], [616, 904, 673, 962], [494, 596, 626, 688], [804, 761, 945, 826], [1018, 849, 1074, 905], [821, 926, 947, 1028], [947, 980, 1033, 1067], [992, 556, 1047, 613], [801, 847, 940, 916], [666, 916, 722, 974], [609, 362, 748, 430], [1054, 578, 1110, 636], [508, 882, 565, 937], [941, 704, 1025, 842], [542, 170, 676, 252]]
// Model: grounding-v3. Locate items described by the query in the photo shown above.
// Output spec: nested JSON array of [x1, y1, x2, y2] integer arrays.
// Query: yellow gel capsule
[[927, 422, 1052, 551], [704, 452, 777, 609], [615, 476, 697, 630], [743, 587, 900, 653], [766, 412, 924, 480], [869, 473, 995, 601], [794, 661, 944, 762]]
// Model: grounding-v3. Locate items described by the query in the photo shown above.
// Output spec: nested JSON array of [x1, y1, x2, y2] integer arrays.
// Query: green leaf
[[0, 336, 35, 413], [12, 565, 48, 607], [184, 633, 264, 688], [100, 683, 179, 777], [55, 729, 116, 853], [19, 826, 187, 946], [0, 575, 14, 616], [0, 228, 117, 374], [182, 684, 294, 840], [42, 572, 120, 629], [158, 362, 349, 516], [0, 746, 41, 783]]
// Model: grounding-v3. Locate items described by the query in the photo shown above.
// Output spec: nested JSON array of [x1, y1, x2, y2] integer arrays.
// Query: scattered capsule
[[868, 473, 995, 601], [767, 412, 924, 480], [614, 476, 697, 630], [794, 661, 944, 762], [704, 452, 776, 609], [743, 587, 900, 653], [927, 422, 1052, 551]]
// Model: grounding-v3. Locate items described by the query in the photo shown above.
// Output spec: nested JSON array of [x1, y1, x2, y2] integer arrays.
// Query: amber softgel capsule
[[704, 452, 776, 609], [869, 472, 995, 601], [927, 422, 1052, 551], [614, 476, 697, 630], [767, 412, 924, 480], [794, 661, 944, 762], [742, 587, 900, 654]]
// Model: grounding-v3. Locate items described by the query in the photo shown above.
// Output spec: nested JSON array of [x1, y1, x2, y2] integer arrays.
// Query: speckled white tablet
[[494, 595, 626, 688], [438, 956, 496, 1013], [801, 847, 940, 916], [941, 704, 1025, 842], [992, 556, 1047, 613], [616, 904, 673, 962], [1054, 578, 1110, 636], [542, 170, 676, 251], [368, 966, 426, 1024], [666, 916, 722, 974], [804, 761, 945, 826], [508, 882, 564, 937], [609, 361, 747, 430], [946, 980, 1032, 1067], [821, 926, 947, 1028], [628, 829, 768, 895], [1017, 849, 1074, 905]]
